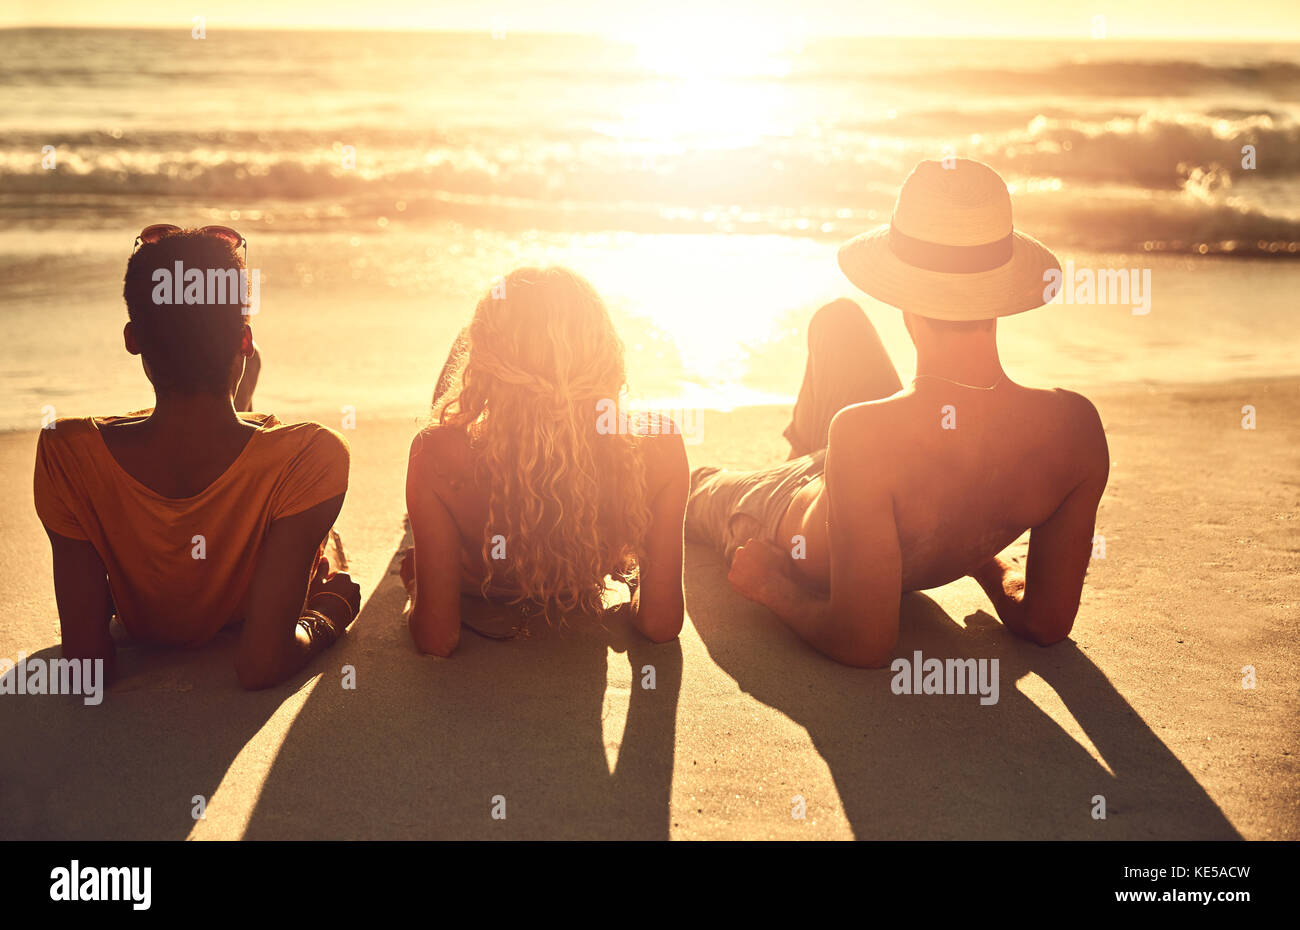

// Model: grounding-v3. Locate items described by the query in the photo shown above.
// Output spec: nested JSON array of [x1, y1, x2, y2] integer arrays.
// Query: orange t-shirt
[[33, 413, 349, 647]]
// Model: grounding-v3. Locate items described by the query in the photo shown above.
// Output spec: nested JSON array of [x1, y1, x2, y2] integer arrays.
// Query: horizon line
[[2, 23, 1299, 44]]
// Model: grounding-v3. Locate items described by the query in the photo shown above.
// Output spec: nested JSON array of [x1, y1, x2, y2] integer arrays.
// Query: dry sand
[[0, 378, 1296, 839]]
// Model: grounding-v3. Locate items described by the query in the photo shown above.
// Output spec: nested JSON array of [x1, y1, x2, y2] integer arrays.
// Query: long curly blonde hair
[[434, 266, 651, 619]]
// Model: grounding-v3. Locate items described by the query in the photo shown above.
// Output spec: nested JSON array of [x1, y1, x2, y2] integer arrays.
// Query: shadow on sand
[[240, 539, 683, 839], [1, 541, 681, 841], [683, 543, 1239, 839], [0, 630, 298, 839], [1, 538, 1234, 840]]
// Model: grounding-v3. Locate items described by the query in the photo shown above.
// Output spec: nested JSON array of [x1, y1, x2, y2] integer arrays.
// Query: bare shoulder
[[827, 395, 910, 455], [1036, 388, 1110, 485], [1049, 387, 1101, 421], [825, 401, 903, 492], [630, 413, 689, 498], [407, 422, 474, 486], [1051, 388, 1107, 453]]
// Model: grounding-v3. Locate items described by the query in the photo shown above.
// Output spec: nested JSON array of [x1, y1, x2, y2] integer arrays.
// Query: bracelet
[[309, 591, 355, 626], [298, 609, 339, 646]]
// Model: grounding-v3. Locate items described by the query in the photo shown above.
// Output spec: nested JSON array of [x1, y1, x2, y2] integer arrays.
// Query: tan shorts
[[685, 450, 826, 564]]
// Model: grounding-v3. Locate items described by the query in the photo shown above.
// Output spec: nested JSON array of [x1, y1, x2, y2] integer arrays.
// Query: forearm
[[236, 599, 345, 690], [47, 537, 119, 685], [749, 573, 867, 664], [234, 344, 260, 412], [281, 613, 337, 678], [408, 608, 460, 656], [405, 585, 460, 656], [56, 602, 118, 682], [628, 577, 684, 644], [61, 637, 118, 687], [401, 549, 461, 656]]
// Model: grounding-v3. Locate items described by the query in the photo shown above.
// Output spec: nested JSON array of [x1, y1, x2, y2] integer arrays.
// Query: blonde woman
[[403, 267, 688, 656]]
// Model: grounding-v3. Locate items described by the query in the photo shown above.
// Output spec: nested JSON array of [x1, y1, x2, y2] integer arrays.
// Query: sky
[[3, 0, 1299, 41]]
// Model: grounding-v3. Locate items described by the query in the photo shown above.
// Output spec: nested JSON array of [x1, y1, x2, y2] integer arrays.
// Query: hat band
[[889, 222, 1014, 273]]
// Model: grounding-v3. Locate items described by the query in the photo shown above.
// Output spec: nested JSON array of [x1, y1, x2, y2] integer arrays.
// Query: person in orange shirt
[[33, 226, 358, 690]]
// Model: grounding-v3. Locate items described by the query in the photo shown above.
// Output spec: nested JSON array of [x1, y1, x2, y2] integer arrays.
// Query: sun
[[615, 16, 805, 147], [630, 15, 804, 80]]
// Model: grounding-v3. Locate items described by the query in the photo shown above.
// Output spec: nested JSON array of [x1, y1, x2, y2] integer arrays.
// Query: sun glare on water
[[592, 19, 822, 404], [618, 17, 804, 145]]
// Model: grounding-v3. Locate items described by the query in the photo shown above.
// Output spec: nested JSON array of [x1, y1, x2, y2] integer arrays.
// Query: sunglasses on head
[[133, 224, 247, 258]]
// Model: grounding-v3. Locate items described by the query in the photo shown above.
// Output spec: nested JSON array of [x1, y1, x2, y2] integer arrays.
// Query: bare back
[[781, 382, 1109, 594], [404, 416, 688, 653], [410, 423, 683, 592]]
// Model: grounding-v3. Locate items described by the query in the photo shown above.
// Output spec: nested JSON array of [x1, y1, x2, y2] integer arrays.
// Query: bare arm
[[404, 436, 463, 657], [1021, 468, 1107, 643], [728, 413, 901, 668], [629, 433, 688, 643], [233, 340, 260, 413], [45, 530, 117, 682], [236, 493, 356, 689], [977, 398, 1109, 645], [973, 555, 1032, 638]]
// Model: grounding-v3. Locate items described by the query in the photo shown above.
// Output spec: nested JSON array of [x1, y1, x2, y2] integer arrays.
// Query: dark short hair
[[122, 229, 246, 394]]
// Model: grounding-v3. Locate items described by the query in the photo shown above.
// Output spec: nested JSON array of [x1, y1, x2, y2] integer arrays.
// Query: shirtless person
[[686, 159, 1109, 667]]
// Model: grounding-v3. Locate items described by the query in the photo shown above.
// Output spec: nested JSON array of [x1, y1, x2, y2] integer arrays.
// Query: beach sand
[[0, 377, 1296, 840]]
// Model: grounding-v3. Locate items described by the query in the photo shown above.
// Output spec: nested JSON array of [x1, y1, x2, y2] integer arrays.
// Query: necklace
[[913, 373, 1005, 391]]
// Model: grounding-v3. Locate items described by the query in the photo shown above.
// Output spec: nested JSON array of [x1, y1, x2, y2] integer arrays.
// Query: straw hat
[[837, 158, 1061, 321]]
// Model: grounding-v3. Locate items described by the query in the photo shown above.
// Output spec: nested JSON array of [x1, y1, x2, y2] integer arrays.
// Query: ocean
[[2, 27, 1298, 431]]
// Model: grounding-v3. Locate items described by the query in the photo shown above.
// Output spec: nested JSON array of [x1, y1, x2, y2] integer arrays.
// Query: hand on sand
[[306, 530, 350, 599], [973, 554, 1024, 597], [728, 537, 787, 603], [306, 551, 331, 600], [308, 562, 362, 630], [1000, 564, 1026, 601], [971, 555, 1030, 637]]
